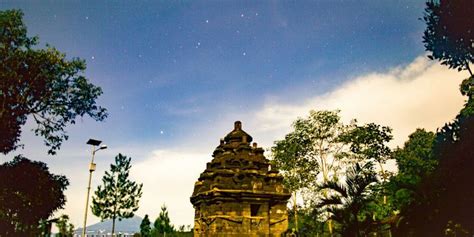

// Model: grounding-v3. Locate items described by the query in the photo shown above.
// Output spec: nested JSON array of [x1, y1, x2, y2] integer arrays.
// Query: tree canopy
[[140, 214, 152, 237], [423, 0, 474, 75], [388, 129, 436, 210], [0, 9, 107, 155], [271, 110, 394, 235], [153, 205, 175, 235], [55, 214, 75, 237], [0, 155, 69, 235]]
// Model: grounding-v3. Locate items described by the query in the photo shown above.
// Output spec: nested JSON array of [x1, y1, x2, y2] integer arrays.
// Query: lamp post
[[82, 139, 107, 237]]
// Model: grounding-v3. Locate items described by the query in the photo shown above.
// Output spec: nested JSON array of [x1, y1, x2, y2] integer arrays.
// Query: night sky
[[1, 0, 466, 229]]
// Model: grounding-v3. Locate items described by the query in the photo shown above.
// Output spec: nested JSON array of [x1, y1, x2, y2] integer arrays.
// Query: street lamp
[[82, 139, 107, 237]]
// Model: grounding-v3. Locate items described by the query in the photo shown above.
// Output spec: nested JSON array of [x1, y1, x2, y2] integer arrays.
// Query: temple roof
[[191, 120, 290, 207], [223, 121, 253, 144]]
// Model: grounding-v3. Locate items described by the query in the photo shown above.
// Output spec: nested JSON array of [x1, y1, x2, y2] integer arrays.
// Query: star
[[205, 19, 209, 23], [242, 52, 246, 56], [85, 16, 89, 20], [241, 14, 244, 18], [160, 130, 164, 134]]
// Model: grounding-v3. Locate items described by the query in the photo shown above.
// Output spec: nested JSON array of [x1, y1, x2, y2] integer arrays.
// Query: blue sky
[[1, 0, 467, 229], [4, 0, 426, 144]]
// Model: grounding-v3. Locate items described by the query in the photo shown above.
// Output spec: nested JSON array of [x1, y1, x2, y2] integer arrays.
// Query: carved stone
[[191, 121, 291, 236]]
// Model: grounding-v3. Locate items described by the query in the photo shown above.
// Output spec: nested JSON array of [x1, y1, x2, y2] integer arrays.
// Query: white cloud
[[253, 56, 466, 147], [130, 149, 209, 227]]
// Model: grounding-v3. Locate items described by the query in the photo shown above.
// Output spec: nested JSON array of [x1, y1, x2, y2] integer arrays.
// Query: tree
[[152, 205, 175, 236], [392, 3, 474, 234], [338, 123, 394, 235], [55, 214, 75, 237], [271, 131, 317, 232], [394, 117, 474, 236], [272, 110, 349, 234], [422, 0, 474, 76], [339, 123, 392, 203], [423, 0, 474, 134], [0, 9, 107, 155], [318, 162, 378, 237], [140, 214, 152, 237], [387, 129, 436, 210], [0, 155, 69, 235], [91, 153, 143, 236], [339, 123, 392, 165]]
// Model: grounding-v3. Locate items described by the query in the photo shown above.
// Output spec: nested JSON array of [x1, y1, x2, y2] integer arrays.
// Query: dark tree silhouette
[[0, 9, 107, 155], [393, 2, 474, 235], [422, 0, 474, 146], [395, 117, 474, 236], [0, 156, 69, 235], [423, 0, 474, 75]]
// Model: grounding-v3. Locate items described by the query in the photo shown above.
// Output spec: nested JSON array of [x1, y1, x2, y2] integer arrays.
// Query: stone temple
[[190, 121, 291, 236]]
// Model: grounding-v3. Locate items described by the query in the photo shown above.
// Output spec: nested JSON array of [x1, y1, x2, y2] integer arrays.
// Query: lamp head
[[100, 144, 108, 150], [87, 139, 102, 146]]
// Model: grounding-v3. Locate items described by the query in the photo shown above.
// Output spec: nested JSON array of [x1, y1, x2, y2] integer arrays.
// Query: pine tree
[[140, 214, 152, 237], [152, 205, 175, 235], [92, 153, 143, 236]]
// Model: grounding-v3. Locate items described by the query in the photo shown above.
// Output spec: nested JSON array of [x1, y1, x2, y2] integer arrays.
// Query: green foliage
[[271, 110, 348, 194], [339, 123, 392, 165], [318, 162, 378, 237], [92, 153, 143, 235], [0, 9, 107, 155], [395, 129, 436, 175], [287, 206, 326, 236], [152, 205, 175, 235], [271, 110, 352, 235], [55, 214, 74, 237], [396, 117, 474, 236], [422, 0, 474, 75], [271, 110, 395, 236], [140, 214, 152, 237], [388, 129, 436, 209], [0, 155, 69, 235], [271, 131, 316, 192], [339, 122, 393, 209]]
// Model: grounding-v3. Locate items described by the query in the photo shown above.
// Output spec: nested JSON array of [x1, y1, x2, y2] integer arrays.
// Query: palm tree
[[318, 162, 378, 237]]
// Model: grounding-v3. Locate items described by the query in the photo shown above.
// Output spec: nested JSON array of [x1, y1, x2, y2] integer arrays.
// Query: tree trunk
[[293, 191, 298, 232], [329, 219, 333, 237], [112, 217, 116, 237], [378, 162, 387, 205]]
